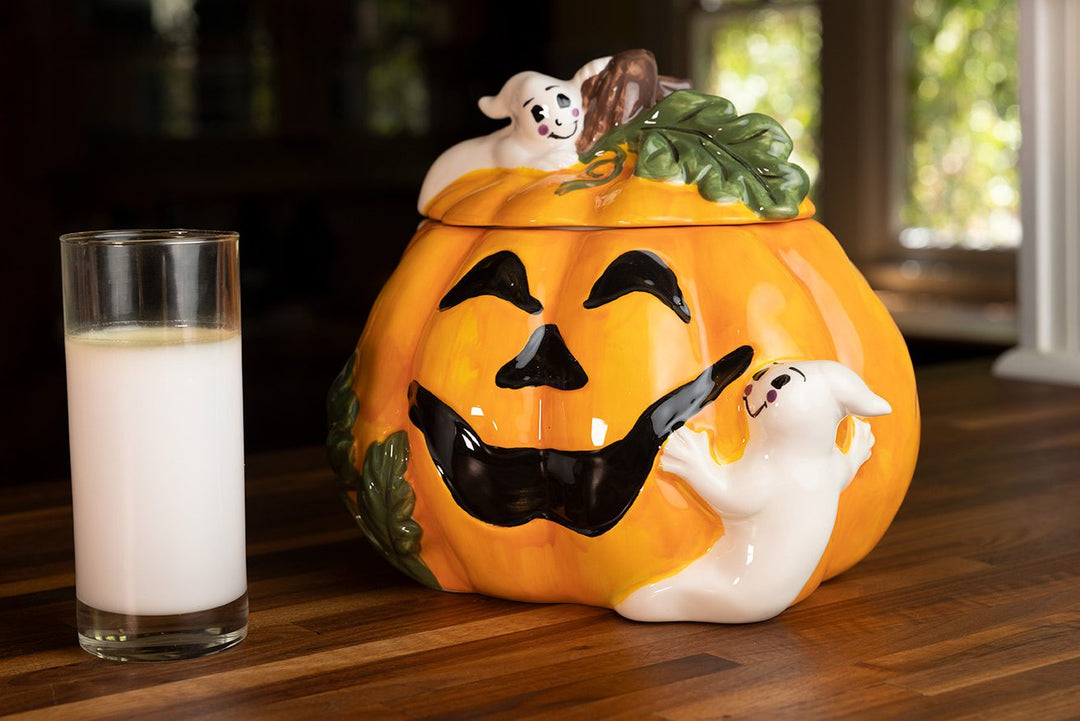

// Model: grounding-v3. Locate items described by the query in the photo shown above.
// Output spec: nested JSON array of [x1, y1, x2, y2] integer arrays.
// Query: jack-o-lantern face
[[407, 243, 753, 536], [333, 77, 920, 619], [338, 206, 919, 609], [409, 245, 754, 537], [405, 229, 765, 549]]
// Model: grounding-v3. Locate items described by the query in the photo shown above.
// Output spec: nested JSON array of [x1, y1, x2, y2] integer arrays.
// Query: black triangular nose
[[496, 324, 588, 390]]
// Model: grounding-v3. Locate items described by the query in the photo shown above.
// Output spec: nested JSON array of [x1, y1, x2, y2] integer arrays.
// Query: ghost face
[[521, 81, 582, 141], [742, 362, 809, 420], [479, 71, 585, 153], [740, 360, 893, 451]]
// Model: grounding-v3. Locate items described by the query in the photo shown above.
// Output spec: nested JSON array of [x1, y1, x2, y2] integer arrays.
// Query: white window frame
[[994, 0, 1080, 386]]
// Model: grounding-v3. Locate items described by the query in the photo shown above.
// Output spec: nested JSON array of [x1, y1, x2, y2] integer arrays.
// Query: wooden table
[[2, 360, 1078, 719]]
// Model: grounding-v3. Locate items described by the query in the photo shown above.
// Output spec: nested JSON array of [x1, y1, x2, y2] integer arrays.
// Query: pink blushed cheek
[[766, 389, 778, 403], [743, 384, 753, 397], [572, 108, 580, 117], [537, 124, 550, 136]]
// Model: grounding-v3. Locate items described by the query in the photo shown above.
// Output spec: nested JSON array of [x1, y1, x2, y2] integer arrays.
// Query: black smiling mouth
[[408, 345, 753, 536], [744, 397, 767, 418], [548, 119, 579, 140]]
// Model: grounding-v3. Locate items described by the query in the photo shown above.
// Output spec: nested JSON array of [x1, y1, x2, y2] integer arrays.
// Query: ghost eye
[[530, 105, 547, 123], [770, 374, 792, 389], [556, 93, 571, 108]]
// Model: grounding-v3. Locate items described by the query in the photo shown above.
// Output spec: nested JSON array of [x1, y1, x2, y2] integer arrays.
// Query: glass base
[[77, 593, 248, 662]]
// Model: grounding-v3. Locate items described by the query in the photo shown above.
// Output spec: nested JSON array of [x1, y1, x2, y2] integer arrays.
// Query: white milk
[[65, 325, 247, 616]]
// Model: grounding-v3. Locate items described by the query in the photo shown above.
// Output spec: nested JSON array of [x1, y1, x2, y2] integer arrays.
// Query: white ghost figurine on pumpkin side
[[616, 360, 892, 625], [417, 56, 611, 213]]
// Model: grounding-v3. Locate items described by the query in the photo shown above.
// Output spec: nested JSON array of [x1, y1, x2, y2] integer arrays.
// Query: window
[[688, 0, 1019, 343], [901, 0, 1021, 252]]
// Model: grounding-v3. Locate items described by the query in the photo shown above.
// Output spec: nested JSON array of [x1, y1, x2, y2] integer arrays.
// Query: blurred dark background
[[0, 0, 1007, 485], [0, 0, 695, 484]]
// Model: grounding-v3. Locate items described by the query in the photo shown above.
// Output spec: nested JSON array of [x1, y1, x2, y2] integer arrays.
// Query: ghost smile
[[745, 398, 767, 417], [548, 120, 579, 140], [408, 345, 753, 536]]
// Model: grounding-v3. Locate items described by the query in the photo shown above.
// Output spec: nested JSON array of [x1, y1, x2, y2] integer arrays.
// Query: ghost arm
[[660, 427, 770, 519], [837, 417, 876, 491]]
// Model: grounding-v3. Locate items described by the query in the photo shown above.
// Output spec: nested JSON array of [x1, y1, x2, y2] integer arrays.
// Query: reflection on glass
[[693, 1, 822, 191], [367, 39, 430, 136], [248, 12, 278, 136], [88, 0, 279, 138], [351, 0, 432, 137], [901, 0, 1020, 250], [151, 0, 197, 138]]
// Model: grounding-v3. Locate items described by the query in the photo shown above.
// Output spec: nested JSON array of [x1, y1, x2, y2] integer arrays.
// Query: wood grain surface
[[1, 359, 1078, 719]]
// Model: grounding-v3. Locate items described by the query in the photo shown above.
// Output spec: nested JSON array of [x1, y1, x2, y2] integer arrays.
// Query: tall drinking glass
[[60, 229, 247, 661]]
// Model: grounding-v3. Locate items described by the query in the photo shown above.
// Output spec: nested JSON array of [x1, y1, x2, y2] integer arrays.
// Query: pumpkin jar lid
[[419, 51, 814, 229], [423, 161, 816, 228]]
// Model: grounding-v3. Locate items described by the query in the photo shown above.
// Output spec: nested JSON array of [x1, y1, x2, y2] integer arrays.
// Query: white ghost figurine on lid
[[417, 56, 611, 213]]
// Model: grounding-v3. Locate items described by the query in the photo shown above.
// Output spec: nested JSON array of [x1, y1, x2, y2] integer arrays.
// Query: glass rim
[[60, 229, 238, 246]]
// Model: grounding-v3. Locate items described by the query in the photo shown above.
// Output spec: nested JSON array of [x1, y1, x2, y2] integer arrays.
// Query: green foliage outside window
[[901, 0, 1020, 250]]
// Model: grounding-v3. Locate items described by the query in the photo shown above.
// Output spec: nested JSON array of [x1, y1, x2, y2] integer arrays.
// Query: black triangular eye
[[584, 250, 691, 323], [440, 251, 543, 314], [530, 104, 547, 123], [556, 93, 570, 108]]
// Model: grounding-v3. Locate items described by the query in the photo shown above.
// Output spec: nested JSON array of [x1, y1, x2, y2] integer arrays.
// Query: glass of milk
[[60, 229, 247, 661]]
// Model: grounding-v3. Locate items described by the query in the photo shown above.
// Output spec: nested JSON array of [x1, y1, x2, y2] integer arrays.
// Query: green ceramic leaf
[[326, 354, 440, 589], [558, 90, 809, 220], [326, 352, 361, 487]]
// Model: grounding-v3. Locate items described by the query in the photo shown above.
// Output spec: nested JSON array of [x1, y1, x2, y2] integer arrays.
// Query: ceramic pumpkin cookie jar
[[327, 50, 920, 623]]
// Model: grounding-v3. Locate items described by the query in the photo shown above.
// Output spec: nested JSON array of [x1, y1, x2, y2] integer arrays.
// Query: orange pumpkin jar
[[328, 89, 920, 624]]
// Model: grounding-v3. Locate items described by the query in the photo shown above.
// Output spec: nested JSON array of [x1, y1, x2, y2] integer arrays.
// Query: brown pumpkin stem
[[577, 49, 692, 155]]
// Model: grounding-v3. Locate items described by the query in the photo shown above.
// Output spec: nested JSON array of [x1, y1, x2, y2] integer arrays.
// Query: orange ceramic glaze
[[330, 76, 920, 622], [424, 159, 818, 229], [344, 207, 919, 609]]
